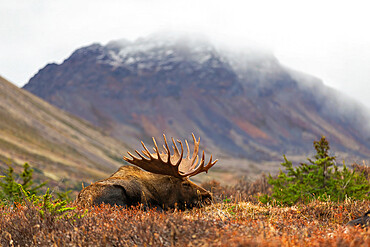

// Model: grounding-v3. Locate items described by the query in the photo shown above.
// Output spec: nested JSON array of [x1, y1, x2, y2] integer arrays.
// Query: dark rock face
[[24, 34, 370, 164]]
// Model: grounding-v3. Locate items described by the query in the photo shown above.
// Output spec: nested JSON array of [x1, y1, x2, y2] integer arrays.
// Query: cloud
[[1, 0, 370, 108]]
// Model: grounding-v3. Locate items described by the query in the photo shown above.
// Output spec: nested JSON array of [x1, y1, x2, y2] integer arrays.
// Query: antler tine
[[191, 155, 199, 170], [185, 140, 190, 159], [152, 137, 163, 162], [134, 150, 148, 160], [174, 140, 184, 168], [200, 150, 206, 167], [141, 150, 151, 158], [177, 134, 214, 177], [185, 151, 205, 176], [171, 137, 180, 156], [184, 151, 218, 177], [162, 134, 171, 163], [141, 141, 153, 159], [204, 154, 218, 171], [124, 151, 136, 160], [190, 133, 200, 165]]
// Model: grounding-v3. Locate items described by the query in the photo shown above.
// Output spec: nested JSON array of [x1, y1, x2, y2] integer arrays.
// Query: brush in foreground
[[347, 210, 370, 228]]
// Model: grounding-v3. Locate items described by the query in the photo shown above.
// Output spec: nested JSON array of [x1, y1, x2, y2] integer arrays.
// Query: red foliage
[[1, 163, 369, 246], [1, 199, 369, 246]]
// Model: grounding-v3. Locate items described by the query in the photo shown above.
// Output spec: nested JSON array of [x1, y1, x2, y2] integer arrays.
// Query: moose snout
[[197, 189, 213, 205]]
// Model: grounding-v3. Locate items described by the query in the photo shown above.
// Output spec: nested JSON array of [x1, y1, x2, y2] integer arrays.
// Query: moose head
[[76, 134, 217, 209]]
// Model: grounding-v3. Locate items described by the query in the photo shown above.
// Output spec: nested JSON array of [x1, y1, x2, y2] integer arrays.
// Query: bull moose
[[76, 134, 217, 209]]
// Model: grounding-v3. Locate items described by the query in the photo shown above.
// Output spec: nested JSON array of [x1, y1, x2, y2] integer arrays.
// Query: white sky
[[1, 0, 370, 108]]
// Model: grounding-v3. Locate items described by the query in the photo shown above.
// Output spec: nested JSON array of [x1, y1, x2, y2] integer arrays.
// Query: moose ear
[[181, 181, 192, 188], [164, 176, 176, 183]]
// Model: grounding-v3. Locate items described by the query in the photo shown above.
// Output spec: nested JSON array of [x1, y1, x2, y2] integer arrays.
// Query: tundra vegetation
[[0, 136, 369, 246]]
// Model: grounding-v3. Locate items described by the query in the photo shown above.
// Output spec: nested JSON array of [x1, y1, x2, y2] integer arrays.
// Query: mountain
[[23, 33, 370, 175], [0, 75, 130, 188]]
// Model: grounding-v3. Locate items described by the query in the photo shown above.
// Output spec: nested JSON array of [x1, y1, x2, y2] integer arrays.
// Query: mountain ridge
[[23, 34, 370, 175]]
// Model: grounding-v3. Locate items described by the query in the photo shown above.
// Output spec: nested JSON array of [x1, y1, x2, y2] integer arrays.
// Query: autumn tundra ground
[[1, 179, 369, 247]]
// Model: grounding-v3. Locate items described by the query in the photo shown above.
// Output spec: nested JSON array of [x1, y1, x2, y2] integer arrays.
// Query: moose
[[76, 134, 217, 209]]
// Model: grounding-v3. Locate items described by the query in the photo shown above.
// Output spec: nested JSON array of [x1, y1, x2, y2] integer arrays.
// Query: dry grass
[[352, 162, 370, 180], [1, 163, 369, 246], [1, 175, 369, 247], [201, 174, 272, 203], [0, 199, 369, 246]]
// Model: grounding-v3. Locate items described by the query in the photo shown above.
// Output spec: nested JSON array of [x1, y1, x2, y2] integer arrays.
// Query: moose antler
[[123, 134, 217, 178]]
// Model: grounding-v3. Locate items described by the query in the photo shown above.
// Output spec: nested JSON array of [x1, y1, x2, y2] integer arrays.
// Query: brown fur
[[76, 166, 212, 209]]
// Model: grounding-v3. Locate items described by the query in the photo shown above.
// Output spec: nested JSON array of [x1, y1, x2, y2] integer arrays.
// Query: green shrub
[[56, 189, 73, 202], [20, 186, 75, 220], [0, 163, 47, 204], [0, 163, 75, 221], [261, 136, 370, 206]]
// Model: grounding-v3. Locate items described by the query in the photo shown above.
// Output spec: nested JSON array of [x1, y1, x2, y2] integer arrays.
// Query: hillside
[[23, 33, 370, 175], [0, 75, 130, 188]]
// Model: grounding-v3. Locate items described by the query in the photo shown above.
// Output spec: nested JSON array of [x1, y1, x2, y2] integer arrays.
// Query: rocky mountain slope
[[24, 34, 370, 175], [0, 76, 130, 188]]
